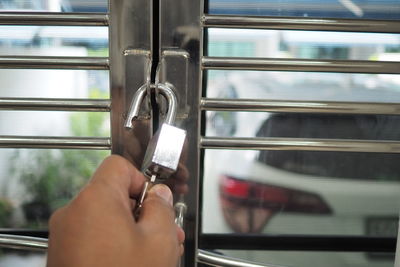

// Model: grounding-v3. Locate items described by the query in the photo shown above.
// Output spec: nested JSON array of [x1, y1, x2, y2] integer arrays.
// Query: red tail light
[[219, 175, 332, 233]]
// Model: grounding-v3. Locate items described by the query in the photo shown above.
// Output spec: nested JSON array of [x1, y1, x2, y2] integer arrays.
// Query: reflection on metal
[[0, 136, 111, 149], [156, 83, 178, 125], [201, 137, 400, 153], [159, 0, 202, 266], [0, 98, 110, 112], [0, 12, 109, 26], [124, 82, 179, 128], [0, 234, 47, 251], [202, 57, 400, 74], [0, 56, 109, 70], [200, 234, 397, 252], [201, 98, 400, 115], [197, 250, 282, 267], [0, 235, 282, 267], [202, 15, 400, 33], [124, 84, 149, 129], [174, 199, 187, 228], [109, 0, 152, 166]]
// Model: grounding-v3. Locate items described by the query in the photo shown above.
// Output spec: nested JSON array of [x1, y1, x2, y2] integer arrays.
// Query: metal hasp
[[109, 0, 153, 167], [159, 0, 202, 266]]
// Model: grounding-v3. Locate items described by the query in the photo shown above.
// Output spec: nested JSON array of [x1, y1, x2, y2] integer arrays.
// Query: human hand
[[47, 155, 185, 267]]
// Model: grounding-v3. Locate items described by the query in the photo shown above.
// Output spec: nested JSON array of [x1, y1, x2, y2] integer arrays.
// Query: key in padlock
[[141, 83, 186, 180]]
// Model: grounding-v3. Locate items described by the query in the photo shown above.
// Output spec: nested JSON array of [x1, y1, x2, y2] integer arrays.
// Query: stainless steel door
[[0, 1, 399, 267]]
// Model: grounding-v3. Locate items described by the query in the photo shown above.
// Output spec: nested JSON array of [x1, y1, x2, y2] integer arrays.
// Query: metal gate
[[0, 1, 400, 267]]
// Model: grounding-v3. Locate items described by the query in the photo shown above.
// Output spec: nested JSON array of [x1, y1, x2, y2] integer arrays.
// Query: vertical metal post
[[159, 0, 203, 266], [109, 0, 153, 167]]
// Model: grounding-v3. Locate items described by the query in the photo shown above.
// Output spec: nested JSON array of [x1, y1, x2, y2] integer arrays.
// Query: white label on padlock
[[152, 124, 186, 171]]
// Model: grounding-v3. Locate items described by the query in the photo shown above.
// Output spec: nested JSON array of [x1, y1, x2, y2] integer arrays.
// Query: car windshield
[[257, 114, 400, 181]]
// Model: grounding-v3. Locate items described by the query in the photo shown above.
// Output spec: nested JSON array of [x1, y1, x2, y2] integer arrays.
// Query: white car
[[202, 71, 400, 267]]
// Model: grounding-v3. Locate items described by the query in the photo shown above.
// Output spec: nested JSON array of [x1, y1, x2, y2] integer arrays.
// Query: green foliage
[[12, 89, 109, 227], [0, 199, 13, 227]]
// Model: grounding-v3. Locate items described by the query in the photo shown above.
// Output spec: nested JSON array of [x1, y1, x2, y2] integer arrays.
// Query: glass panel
[[208, 0, 400, 20], [0, 0, 108, 12], [0, 250, 45, 267], [205, 111, 400, 140], [206, 71, 400, 103], [203, 149, 400, 235], [0, 111, 109, 136], [0, 1, 111, 234], [204, 250, 396, 267], [0, 69, 109, 98], [0, 26, 108, 56], [0, 25, 109, 98], [0, 149, 109, 229], [203, 1, 400, 244], [208, 29, 400, 61]]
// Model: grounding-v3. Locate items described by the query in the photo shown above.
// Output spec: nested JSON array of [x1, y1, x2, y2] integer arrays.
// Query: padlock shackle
[[157, 83, 178, 125], [124, 83, 148, 129], [124, 82, 178, 129]]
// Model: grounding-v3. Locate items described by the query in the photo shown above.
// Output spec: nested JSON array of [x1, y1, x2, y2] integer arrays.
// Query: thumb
[[138, 184, 175, 230]]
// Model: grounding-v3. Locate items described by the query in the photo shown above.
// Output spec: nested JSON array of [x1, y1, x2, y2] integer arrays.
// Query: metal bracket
[[156, 49, 190, 122]]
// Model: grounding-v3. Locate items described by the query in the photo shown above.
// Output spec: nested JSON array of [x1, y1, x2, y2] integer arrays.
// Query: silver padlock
[[141, 83, 186, 179], [125, 83, 186, 216]]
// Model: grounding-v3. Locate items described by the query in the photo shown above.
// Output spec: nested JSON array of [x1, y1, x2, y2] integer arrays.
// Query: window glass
[[206, 71, 400, 103], [203, 2, 400, 267], [0, 149, 109, 229], [209, 250, 396, 267], [0, 250, 45, 267], [0, 111, 109, 136], [0, 0, 109, 265], [208, 0, 400, 20], [0, 0, 108, 12], [0, 0, 110, 232], [0, 26, 108, 56], [208, 29, 400, 61]]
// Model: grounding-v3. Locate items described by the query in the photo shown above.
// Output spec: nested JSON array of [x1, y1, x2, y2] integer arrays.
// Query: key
[[134, 174, 156, 219]]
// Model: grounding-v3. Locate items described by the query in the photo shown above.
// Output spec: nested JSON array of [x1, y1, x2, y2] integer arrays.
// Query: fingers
[[89, 155, 146, 198], [165, 163, 189, 195], [177, 224, 185, 244], [138, 184, 185, 262], [138, 184, 175, 229]]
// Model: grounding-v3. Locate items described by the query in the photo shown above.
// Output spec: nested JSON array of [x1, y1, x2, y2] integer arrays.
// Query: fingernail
[[152, 184, 173, 205]]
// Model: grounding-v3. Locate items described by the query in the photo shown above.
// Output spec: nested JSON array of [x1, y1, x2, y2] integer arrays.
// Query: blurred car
[[203, 72, 400, 267]]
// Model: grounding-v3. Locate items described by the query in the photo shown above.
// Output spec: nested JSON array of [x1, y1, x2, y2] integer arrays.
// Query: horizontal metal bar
[[198, 250, 281, 267], [0, 136, 111, 149], [201, 98, 400, 115], [199, 234, 397, 252], [0, 12, 108, 26], [0, 56, 109, 70], [0, 230, 48, 238], [202, 15, 400, 33], [0, 234, 47, 251], [0, 232, 394, 254], [0, 98, 110, 111], [0, 235, 280, 267], [202, 57, 400, 74], [201, 137, 400, 153]]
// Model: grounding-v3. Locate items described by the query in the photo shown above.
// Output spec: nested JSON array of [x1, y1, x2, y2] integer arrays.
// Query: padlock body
[[141, 123, 186, 179]]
